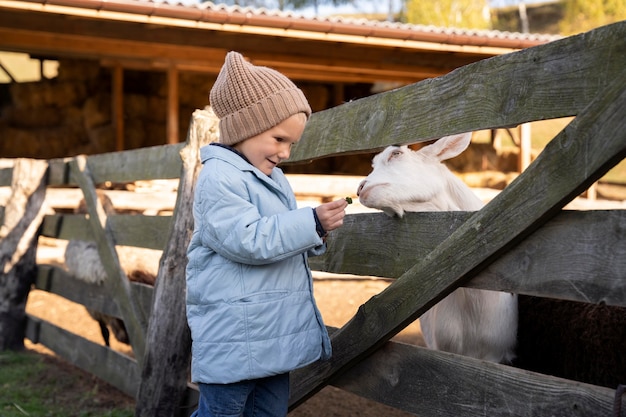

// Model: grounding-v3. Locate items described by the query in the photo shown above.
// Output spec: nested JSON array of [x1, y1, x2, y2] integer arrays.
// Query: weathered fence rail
[[1, 20, 625, 416]]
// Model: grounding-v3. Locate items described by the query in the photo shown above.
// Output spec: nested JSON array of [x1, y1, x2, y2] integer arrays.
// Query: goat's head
[[356, 133, 472, 217]]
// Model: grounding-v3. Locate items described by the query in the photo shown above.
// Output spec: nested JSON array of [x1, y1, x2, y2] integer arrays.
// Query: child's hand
[[315, 199, 348, 233]]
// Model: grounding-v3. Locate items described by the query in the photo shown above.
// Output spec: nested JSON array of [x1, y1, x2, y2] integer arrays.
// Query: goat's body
[[421, 288, 517, 363], [357, 133, 517, 363]]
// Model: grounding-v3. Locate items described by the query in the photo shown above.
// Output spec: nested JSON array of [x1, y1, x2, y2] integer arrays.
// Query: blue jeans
[[191, 373, 289, 417]]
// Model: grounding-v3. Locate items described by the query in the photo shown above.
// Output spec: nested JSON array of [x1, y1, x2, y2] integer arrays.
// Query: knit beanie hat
[[209, 51, 312, 146]]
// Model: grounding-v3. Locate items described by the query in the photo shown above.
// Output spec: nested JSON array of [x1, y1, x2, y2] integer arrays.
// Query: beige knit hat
[[209, 51, 312, 146]]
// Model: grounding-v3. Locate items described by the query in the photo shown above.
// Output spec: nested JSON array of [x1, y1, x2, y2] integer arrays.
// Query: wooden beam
[[40, 214, 172, 250], [112, 64, 124, 152], [167, 66, 179, 144], [25, 315, 140, 398], [331, 334, 621, 417], [0, 27, 438, 83], [332, 83, 344, 107], [47, 144, 185, 186], [0, 28, 228, 73], [309, 210, 626, 308]]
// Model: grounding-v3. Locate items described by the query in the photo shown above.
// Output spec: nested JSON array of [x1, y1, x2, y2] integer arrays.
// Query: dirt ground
[[25, 274, 422, 417]]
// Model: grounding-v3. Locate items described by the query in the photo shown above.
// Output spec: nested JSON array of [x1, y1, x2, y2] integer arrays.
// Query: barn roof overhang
[[0, 0, 560, 84]]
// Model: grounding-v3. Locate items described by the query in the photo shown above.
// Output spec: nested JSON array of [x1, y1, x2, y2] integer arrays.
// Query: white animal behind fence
[[356, 132, 517, 363]]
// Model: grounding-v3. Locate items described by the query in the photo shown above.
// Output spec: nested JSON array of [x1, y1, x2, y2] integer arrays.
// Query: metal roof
[[9, 0, 559, 48]]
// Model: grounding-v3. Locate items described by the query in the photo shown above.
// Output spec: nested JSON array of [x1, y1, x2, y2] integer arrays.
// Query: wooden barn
[[0, 0, 558, 163]]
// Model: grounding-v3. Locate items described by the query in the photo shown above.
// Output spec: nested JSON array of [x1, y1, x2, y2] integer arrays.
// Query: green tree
[[559, 0, 626, 35], [404, 0, 492, 29]]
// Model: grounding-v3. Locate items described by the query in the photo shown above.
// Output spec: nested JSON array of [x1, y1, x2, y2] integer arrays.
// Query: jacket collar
[[210, 143, 252, 166], [201, 142, 287, 193]]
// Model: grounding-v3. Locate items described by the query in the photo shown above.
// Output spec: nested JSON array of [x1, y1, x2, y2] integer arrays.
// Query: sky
[[304, 0, 559, 16], [299, 0, 399, 17], [178, 0, 560, 16]]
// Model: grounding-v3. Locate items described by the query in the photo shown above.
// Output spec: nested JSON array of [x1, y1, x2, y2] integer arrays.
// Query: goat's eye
[[388, 150, 403, 162]]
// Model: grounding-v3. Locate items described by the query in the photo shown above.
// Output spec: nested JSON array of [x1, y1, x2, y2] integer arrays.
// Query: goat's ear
[[422, 132, 472, 161]]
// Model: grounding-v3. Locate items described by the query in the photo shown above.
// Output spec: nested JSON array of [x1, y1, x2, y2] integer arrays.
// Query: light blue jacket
[[186, 144, 331, 384]]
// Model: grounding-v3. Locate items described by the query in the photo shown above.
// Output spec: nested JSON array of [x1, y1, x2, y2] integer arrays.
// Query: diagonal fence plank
[[69, 156, 148, 368], [289, 71, 626, 408]]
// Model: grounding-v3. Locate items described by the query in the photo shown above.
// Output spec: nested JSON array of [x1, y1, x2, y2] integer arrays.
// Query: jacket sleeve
[[195, 163, 324, 265]]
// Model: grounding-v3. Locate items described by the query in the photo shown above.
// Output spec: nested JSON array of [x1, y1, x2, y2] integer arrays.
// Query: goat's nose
[[357, 180, 366, 196]]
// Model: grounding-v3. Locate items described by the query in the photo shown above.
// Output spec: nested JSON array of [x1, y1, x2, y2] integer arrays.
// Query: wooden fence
[[1, 21, 625, 416]]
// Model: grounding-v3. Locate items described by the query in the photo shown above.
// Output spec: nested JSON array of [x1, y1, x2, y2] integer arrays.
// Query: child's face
[[234, 113, 306, 176]]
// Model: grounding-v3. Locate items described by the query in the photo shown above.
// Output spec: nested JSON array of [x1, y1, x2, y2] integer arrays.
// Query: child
[[186, 51, 348, 417]]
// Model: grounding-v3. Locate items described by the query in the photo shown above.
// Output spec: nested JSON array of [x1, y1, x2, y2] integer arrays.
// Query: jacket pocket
[[230, 290, 289, 305]]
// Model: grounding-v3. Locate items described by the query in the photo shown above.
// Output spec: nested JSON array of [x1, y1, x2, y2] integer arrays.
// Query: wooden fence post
[[0, 159, 48, 350], [136, 108, 218, 417]]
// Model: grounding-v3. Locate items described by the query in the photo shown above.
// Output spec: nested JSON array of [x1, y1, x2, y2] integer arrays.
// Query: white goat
[[357, 133, 517, 363]]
